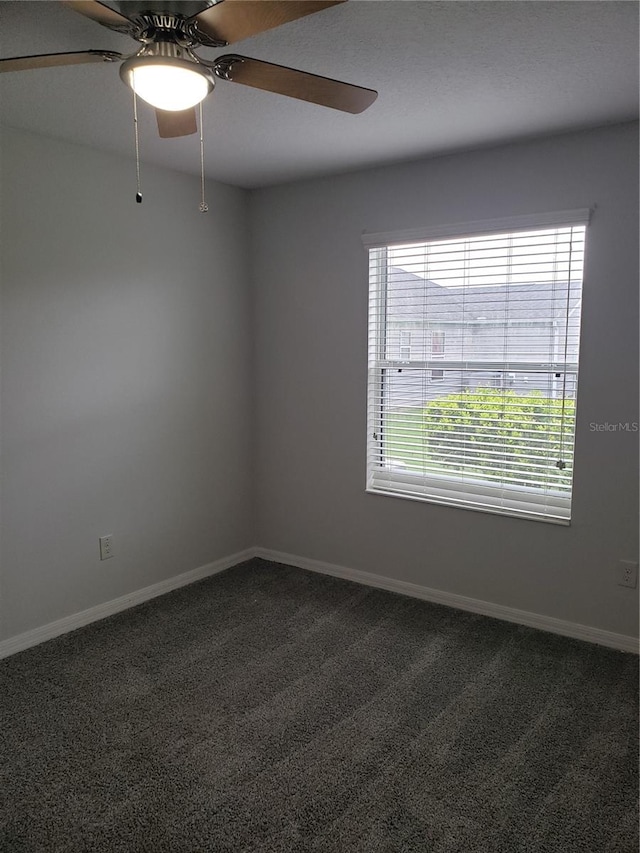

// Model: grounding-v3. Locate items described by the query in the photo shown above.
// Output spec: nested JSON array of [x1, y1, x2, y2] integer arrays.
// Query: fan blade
[[215, 55, 377, 114], [62, 1, 135, 33], [192, 1, 344, 46], [156, 108, 198, 139], [0, 50, 122, 73]]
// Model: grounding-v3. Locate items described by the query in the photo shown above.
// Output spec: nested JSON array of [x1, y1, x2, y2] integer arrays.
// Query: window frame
[[363, 209, 591, 525]]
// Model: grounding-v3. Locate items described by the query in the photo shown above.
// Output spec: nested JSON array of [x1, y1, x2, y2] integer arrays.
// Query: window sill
[[365, 485, 571, 526]]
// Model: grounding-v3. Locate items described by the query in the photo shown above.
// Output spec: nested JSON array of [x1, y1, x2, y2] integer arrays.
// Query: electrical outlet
[[617, 560, 638, 589], [99, 535, 114, 561]]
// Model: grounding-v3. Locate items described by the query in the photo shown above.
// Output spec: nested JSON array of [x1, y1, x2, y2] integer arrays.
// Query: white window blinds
[[364, 211, 590, 523]]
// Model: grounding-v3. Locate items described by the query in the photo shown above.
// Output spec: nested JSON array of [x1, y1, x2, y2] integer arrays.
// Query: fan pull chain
[[133, 92, 142, 203], [199, 101, 208, 213]]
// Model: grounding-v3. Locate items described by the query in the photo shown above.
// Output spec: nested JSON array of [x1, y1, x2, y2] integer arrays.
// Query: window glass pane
[[379, 369, 575, 492]]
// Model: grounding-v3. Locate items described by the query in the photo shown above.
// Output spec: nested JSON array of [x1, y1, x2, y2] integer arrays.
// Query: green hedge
[[384, 388, 575, 490]]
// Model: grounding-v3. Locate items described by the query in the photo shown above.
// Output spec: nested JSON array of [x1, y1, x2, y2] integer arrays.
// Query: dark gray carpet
[[1, 559, 637, 853]]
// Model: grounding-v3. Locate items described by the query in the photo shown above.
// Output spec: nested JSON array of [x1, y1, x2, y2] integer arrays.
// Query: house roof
[[386, 267, 581, 323]]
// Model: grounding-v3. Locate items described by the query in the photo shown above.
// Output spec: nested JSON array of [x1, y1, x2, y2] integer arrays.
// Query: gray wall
[[1, 122, 637, 645], [250, 122, 639, 638], [0, 127, 253, 640]]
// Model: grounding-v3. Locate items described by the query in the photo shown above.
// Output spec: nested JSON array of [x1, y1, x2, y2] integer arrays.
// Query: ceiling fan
[[0, 0, 377, 139]]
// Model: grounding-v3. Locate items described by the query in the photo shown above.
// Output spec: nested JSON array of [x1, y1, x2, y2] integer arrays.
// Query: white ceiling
[[0, 1, 637, 188]]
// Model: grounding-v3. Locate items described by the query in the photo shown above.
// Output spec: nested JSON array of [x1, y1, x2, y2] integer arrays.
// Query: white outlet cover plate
[[617, 560, 638, 588], [99, 535, 114, 561]]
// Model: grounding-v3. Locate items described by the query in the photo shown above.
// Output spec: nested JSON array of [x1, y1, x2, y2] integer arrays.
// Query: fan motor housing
[[131, 12, 226, 48]]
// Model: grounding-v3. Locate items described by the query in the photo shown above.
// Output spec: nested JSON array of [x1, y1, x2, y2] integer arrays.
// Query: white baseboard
[[2, 545, 636, 660], [254, 547, 639, 654], [0, 548, 256, 661]]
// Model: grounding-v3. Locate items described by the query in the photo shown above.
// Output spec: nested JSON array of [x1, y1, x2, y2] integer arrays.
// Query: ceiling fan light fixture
[[120, 55, 214, 112]]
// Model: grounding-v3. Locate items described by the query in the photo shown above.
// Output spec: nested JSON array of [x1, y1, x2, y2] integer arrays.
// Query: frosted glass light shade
[[121, 59, 213, 111]]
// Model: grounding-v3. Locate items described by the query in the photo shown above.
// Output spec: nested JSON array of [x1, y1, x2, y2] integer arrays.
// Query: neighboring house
[[383, 267, 580, 409]]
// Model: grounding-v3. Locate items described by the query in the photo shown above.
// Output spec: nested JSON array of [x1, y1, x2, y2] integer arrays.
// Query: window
[[431, 330, 445, 380], [431, 330, 445, 355], [364, 210, 590, 523], [399, 330, 412, 361]]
